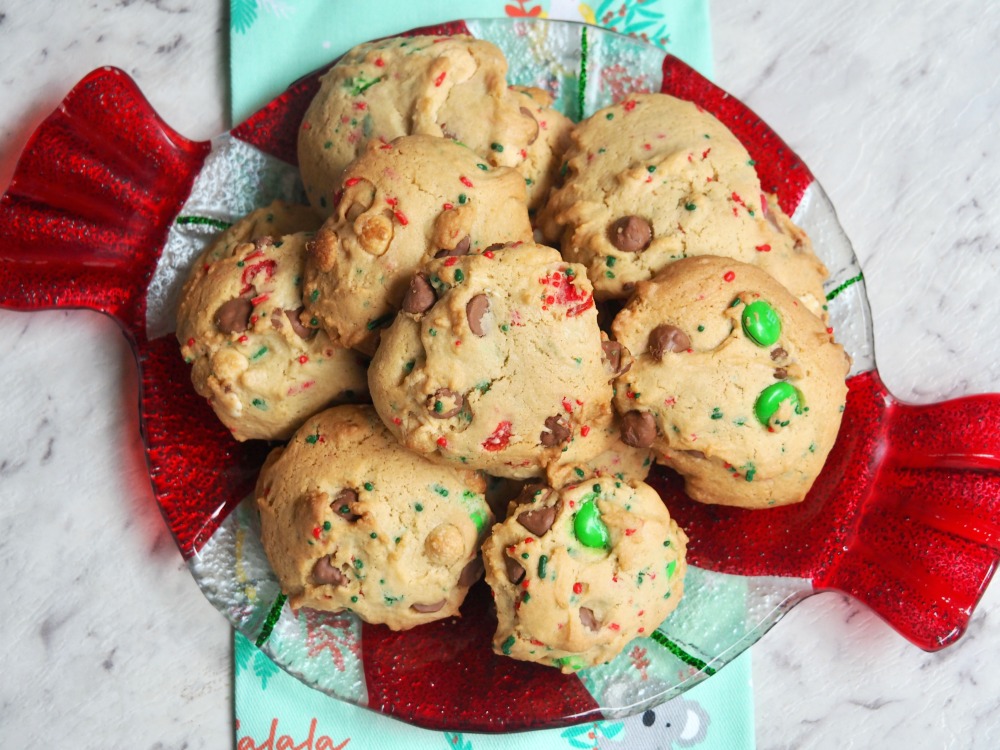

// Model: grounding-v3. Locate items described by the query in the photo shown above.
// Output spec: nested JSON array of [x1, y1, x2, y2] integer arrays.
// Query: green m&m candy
[[741, 300, 781, 347], [754, 381, 802, 427], [574, 499, 610, 549]]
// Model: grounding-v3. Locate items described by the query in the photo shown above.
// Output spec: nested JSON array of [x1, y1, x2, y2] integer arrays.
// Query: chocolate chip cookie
[[481, 477, 688, 672], [176, 218, 368, 441], [367, 241, 617, 479], [611, 255, 849, 508], [256, 404, 493, 629], [302, 134, 533, 355]]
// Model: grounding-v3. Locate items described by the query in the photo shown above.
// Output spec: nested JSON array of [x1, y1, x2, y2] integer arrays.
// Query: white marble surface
[[1, 1, 998, 747]]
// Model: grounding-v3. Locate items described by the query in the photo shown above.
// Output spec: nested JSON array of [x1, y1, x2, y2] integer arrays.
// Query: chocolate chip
[[608, 216, 652, 253], [648, 325, 691, 359], [579, 606, 600, 632], [774, 367, 788, 380], [459, 558, 482, 587], [601, 339, 631, 377], [214, 297, 253, 334], [504, 556, 526, 584], [466, 294, 489, 337], [770, 347, 788, 361], [331, 488, 360, 522], [410, 600, 447, 613], [435, 235, 472, 258], [285, 307, 316, 339], [540, 415, 571, 447], [485, 242, 508, 253], [516, 505, 557, 536], [519, 106, 540, 145], [620, 410, 657, 448], [402, 273, 436, 314], [427, 388, 464, 419], [311, 556, 347, 586]]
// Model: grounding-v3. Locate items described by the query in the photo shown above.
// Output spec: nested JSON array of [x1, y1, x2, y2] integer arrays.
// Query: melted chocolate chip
[[434, 235, 472, 258], [466, 294, 490, 337], [540, 415, 571, 447], [770, 347, 788, 361], [484, 242, 508, 253], [459, 558, 482, 587], [410, 600, 447, 613], [402, 273, 436, 314], [519, 106, 540, 145], [774, 367, 788, 380], [504, 555, 526, 584], [428, 388, 465, 419], [609, 216, 653, 253], [620, 410, 657, 448], [579, 606, 600, 632], [285, 307, 316, 339], [516, 505, 557, 536], [311, 556, 347, 586], [648, 324, 691, 359], [601, 339, 631, 377], [331, 488, 360, 522], [214, 297, 253, 334]]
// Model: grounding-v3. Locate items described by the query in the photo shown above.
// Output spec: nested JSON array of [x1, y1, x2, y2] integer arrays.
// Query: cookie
[[367, 241, 617, 480], [195, 200, 322, 262], [256, 405, 493, 630], [537, 93, 828, 305], [176, 225, 368, 441], [302, 134, 533, 354], [545, 416, 654, 489], [611, 255, 849, 508], [298, 35, 570, 216], [481, 477, 688, 672]]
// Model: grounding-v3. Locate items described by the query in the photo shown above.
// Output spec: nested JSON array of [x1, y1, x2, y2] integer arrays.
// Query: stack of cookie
[[176, 34, 848, 673]]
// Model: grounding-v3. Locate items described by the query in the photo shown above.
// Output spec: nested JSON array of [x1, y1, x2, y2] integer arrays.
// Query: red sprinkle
[[723, 270, 736, 282], [393, 210, 409, 226], [301, 121, 311, 130], [237, 335, 249, 344], [298, 355, 309, 364], [580, 425, 591, 437], [251, 293, 269, 306], [756, 244, 772, 252], [460, 176, 474, 188], [436, 436, 448, 448], [186, 338, 195, 347], [702, 148, 711, 159], [374, 57, 385, 67], [826, 327, 834, 334], [312, 526, 322, 540], [609, 623, 621, 631], [344, 177, 361, 187], [442, 202, 454, 211], [623, 100, 637, 112], [392, 417, 402, 425], [483, 250, 495, 259], [444, 257, 458, 267], [482, 421, 513, 452], [573, 582, 583, 595], [624, 528, 637, 536], [434, 71, 447, 87]]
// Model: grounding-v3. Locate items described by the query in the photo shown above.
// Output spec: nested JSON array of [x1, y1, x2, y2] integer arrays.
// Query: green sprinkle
[[366, 313, 395, 331], [522, 592, 531, 604], [490, 142, 504, 152], [414, 503, 424, 512], [176, 215, 232, 231], [323, 521, 332, 531], [363, 482, 374, 491], [647, 165, 657, 173], [605, 257, 617, 267], [354, 559, 364, 569], [747, 159, 757, 166], [745, 466, 756, 482], [458, 193, 467, 205], [370, 532, 378, 539], [606, 112, 614, 120], [251, 398, 267, 410], [521, 552, 530, 560], [537, 555, 549, 579], [574, 468, 585, 479], [500, 324, 510, 332], [305, 434, 320, 445], [476, 163, 489, 171], [711, 407, 723, 420], [666, 560, 677, 579], [697, 325, 705, 332], [501, 635, 516, 655], [825, 272, 864, 302], [454, 269, 465, 283], [433, 484, 449, 497], [403, 359, 415, 373], [351, 596, 359, 603], [429, 328, 437, 337], [684, 202, 697, 211], [310, 289, 320, 302]]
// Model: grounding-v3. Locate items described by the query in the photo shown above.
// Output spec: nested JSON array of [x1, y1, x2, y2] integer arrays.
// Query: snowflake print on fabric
[[235, 637, 282, 690], [231, 0, 297, 35], [586, 0, 670, 47], [302, 608, 362, 671]]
